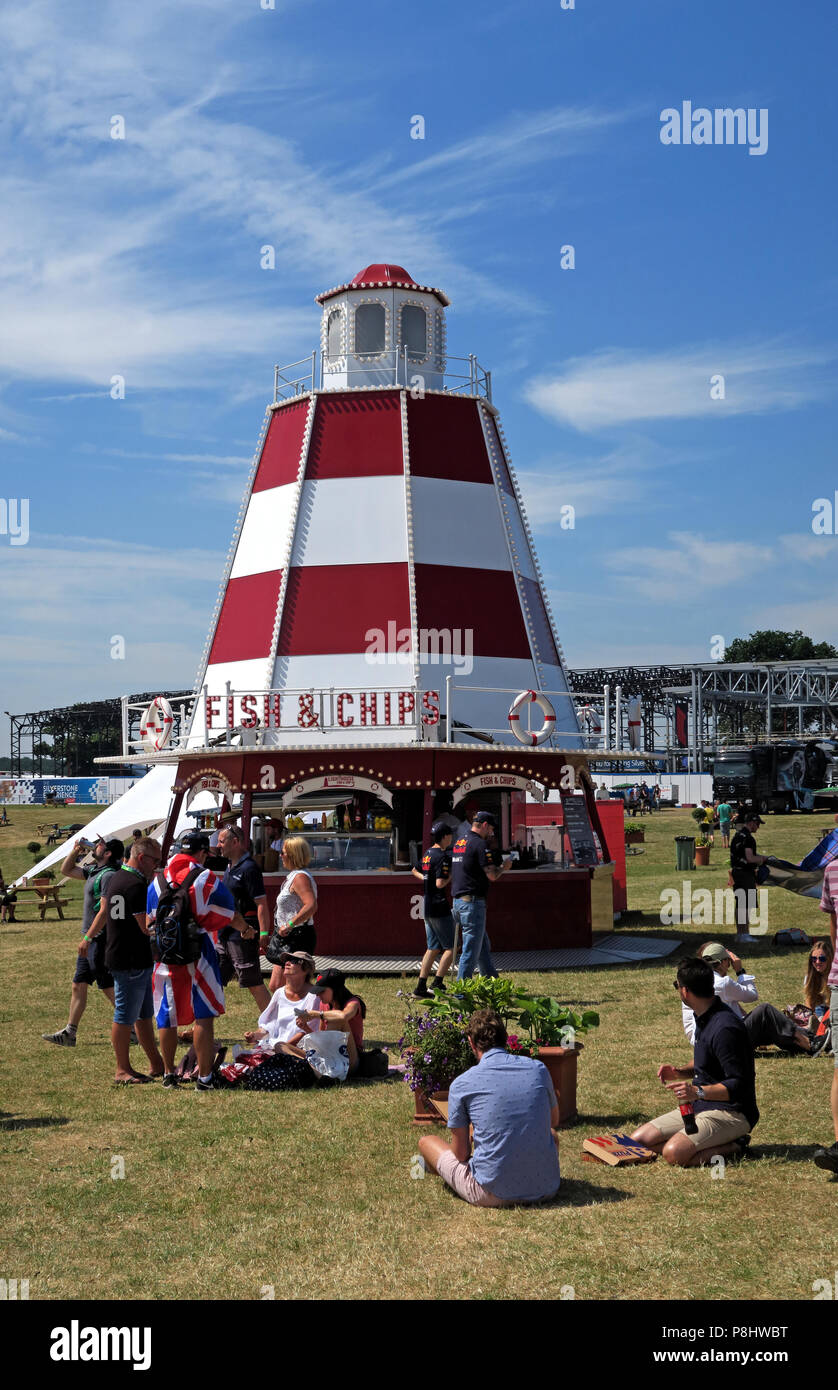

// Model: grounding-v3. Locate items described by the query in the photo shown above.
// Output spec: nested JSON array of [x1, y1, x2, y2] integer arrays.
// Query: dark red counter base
[[264, 869, 592, 955]]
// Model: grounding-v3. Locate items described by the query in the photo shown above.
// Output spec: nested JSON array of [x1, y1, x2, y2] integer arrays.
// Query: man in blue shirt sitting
[[418, 1009, 561, 1206]]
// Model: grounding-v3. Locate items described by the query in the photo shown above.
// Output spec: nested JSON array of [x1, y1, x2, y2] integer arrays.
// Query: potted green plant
[[624, 820, 645, 845], [408, 978, 600, 1125], [695, 834, 711, 867], [397, 1007, 475, 1122]]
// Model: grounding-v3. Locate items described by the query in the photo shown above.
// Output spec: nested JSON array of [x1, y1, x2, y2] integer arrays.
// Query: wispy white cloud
[[779, 532, 838, 563], [526, 342, 836, 432], [605, 531, 774, 602]]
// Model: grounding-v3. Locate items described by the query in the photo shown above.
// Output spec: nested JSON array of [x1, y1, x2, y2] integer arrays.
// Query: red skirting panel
[[264, 871, 592, 954], [253, 400, 310, 493], [208, 569, 283, 664]]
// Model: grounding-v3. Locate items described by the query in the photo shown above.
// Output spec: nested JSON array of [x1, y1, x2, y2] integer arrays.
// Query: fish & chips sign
[[203, 688, 440, 732]]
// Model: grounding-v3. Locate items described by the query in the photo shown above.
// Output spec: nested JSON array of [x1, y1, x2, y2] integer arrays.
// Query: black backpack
[[151, 865, 204, 965]]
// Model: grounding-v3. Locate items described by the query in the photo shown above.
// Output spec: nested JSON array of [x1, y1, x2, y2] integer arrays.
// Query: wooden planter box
[[625, 831, 645, 845], [537, 1044, 582, 1126], [413, 1087, 449, 1124]]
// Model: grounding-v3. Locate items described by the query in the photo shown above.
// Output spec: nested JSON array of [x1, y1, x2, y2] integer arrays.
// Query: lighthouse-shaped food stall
[[136, 265, 616, 955]]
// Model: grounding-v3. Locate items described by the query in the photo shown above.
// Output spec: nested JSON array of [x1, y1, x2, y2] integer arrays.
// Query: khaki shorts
[[436, 1150, 509, 1207], [650, 1106, 751, 1150]]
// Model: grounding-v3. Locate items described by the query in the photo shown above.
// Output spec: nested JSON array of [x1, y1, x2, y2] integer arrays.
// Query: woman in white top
[[267, 836, 317, 993], [241, 951, 322, 1092]]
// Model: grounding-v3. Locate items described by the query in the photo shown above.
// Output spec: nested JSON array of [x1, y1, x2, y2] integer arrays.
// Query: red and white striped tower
[[189, 264, 580, 749]]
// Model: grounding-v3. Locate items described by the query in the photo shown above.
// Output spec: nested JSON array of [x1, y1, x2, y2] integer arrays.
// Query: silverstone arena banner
[[0, 776, 141, 805]]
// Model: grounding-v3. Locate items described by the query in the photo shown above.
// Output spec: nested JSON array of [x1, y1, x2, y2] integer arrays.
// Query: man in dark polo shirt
[[217, 824, 271, 1014], [80, 837, 165, 1083], [730, 814, 770, 944], [451, 811, 511, 980], [410, 821, 454, 998], [632, 957, 759, 1166]]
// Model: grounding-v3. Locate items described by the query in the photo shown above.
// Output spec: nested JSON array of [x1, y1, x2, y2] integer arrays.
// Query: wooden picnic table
[[14, 883, 71, 920]]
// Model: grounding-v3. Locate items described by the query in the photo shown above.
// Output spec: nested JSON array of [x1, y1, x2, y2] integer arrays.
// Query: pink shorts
[[436, 1150, 510, 1207]]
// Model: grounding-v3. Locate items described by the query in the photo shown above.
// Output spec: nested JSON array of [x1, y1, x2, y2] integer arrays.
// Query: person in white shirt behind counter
[[682, 942, 817, 1055]]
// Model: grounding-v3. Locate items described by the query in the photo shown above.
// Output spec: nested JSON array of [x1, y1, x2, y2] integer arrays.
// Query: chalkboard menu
[[560, 793, 599, 867]]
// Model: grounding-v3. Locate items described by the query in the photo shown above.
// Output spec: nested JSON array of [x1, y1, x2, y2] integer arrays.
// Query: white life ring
[[627, 696, 642, 751], [508, 689, 556, 746], [140, 696, 174, 753]]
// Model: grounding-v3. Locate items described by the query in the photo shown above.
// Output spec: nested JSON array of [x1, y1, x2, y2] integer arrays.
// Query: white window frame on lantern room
[[398, 299, 431, 365], [323, 305, 345, 365], [351, 298, 390, 361]]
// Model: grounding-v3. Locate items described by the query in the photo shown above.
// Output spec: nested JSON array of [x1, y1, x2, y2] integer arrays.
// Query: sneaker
[[162, 1073, 179, 1089], [808, 1033, 830, 1058], [813, 1143, 838, 1174], [734, 935, 761, 946], [42, 1028, 75, 1047], [411, 981, 431, 999], [430, 977, 447, 991], [195, 1078, 214, 1091]]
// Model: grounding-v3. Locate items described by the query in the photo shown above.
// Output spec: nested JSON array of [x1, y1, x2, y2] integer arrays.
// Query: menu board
[[560, 792, 599, 867]]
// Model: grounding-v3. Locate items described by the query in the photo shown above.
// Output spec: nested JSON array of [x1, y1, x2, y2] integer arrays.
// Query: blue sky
[[1, 0, 837, 748]]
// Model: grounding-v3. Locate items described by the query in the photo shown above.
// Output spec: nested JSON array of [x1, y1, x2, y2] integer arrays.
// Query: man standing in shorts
[[216, 824, 271, 1014], [81, 837, 165, 1084], [813, 855, 838, 1173], [147, 831, 245, 1091], [410, 821, 454, 999], [41, 837, 124, 1047], [632, 957, 758, 1166]]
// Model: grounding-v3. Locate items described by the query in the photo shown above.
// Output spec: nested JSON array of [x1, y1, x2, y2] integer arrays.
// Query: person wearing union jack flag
[[147, 830, 248, 1090]]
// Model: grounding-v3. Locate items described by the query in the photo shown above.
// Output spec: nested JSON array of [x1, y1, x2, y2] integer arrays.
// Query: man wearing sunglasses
[[814, 857, 838, 1173], [632, 957, 758, 1167]]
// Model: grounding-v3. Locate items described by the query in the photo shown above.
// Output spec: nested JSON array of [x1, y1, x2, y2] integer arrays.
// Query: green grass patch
[[1, 805, 836, 1299]]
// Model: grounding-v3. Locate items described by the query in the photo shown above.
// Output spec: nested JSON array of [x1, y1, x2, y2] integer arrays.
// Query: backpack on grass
[[151, 865, 204, 966]]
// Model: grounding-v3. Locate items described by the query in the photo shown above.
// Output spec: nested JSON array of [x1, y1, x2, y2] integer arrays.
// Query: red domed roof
[[352, 263, 413, 286], [316, 265, 449, 307]]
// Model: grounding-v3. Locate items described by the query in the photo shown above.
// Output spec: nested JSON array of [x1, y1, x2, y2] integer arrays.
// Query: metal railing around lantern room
[[272, 347, 492, 404]]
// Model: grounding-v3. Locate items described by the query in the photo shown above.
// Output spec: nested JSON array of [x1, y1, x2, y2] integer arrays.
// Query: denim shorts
[[112, 968, 154, 1025], [425, 913, 455, 952]]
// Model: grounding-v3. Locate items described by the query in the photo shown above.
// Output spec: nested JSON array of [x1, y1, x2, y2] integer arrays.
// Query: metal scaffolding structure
[[6, 692, 192, 777], [569, 661, 838, 773]]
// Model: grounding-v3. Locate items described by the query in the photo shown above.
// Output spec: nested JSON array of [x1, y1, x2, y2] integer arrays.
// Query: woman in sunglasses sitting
[[804, 939, 833, 1020]]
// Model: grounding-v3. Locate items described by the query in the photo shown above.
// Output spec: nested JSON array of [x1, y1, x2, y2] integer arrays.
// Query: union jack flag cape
[[148, 854, 236, 1026]]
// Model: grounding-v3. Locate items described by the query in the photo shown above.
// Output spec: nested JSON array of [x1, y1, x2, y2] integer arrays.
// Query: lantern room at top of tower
[[315, 263, 451, 392]]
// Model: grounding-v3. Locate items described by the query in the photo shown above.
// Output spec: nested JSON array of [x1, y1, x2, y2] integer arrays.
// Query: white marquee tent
[[12, 764, 219, 885]]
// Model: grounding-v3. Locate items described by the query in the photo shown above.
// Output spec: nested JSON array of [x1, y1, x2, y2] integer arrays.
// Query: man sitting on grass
[[418, 1009, 560, 1207], [632, 958, 759, 1167]]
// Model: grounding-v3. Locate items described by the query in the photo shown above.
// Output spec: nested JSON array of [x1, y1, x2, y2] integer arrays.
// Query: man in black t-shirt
[[730, 815, 770, 944], [80, 836, 165, 1083], [410, 822, 454, 999], [217, 824, 271, 1013], [450, 811, 511, 980], [42, 836, 123, 1048]]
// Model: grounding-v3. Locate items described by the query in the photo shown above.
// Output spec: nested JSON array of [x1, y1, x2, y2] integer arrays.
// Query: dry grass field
[[1, 803, 837, 1301]]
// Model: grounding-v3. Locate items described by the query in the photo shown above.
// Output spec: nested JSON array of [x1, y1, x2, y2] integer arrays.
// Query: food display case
[[301, 831, 392, 873]]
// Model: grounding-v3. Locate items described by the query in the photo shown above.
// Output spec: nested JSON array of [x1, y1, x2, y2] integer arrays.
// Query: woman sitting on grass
[[804, 938, 833, 1017], [241, 950, 322, 1091], [296, 968, 366, 1076]]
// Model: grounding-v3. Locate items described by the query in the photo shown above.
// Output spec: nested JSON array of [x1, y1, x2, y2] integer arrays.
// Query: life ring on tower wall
[[508, 690, 556, 746], [140, 696, 174, 753]]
